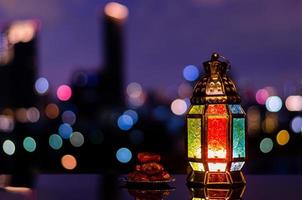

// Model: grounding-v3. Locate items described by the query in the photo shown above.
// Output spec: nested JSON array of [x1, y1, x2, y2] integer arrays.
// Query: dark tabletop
[[1, 174, 301, 199]]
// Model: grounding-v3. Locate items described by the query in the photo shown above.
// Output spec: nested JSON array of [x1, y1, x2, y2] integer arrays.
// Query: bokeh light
[[34, 77, 49, 95], [116, 147, 132, 163], [23, 137, 36, 152], [15, 108, 28, 123], [255, 89, 269, 105], [183, 65, 199, 81], [285, 95, 302, 111], [260, 138, 273, 153], [265, 96, 282, 112], [104, 2, 129, 21], [49, 134, 63, 150], [0, 115, 14, 132], [45, 103, 60, 119], [61, 154, 77, 170], [171, 99, 187, 115], [129, 130, 144, 144], [8, 20, 36, 44], [276, 130, 290, 146], [153, 105, 170, 121], [57, 85, 72, 101], [58, 123, 73, 139], [123, 110, 138, 124], [126, 82, 142, 99], [26, 107, 40, 123], [117, 114, 133, 131], [62, 110, 76, 125], [262, 112, 278, 134], [3, 140, 15, 155], [290, 116, 302, 134], [247, 106, 261, 135], [70, 131, 84, 147]]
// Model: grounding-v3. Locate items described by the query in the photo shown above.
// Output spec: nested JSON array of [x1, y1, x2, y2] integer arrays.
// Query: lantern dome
[[190, 53, 241, 105]]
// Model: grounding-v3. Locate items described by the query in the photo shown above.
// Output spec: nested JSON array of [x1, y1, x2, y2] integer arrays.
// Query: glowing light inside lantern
[[208, 163, 227, 172]]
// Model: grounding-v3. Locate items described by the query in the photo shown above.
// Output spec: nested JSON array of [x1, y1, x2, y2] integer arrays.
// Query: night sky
[[1, 0, 302, 96]]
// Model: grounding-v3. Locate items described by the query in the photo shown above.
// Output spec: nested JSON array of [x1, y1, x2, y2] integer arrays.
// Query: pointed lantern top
[[190, 52, 241, 105]]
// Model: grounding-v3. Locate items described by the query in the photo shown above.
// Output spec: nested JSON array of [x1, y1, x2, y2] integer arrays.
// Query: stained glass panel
[[207, 116, 228, 159], [206, 104, 227, 114], [230, 161, 245, 171], [189, 162, 205, 172], [188, 118, 202, 159], [189, 105, 204, 114], [232, 118, 246, 158], [229, 104, 244, 114], [208, 163, 227, 172]]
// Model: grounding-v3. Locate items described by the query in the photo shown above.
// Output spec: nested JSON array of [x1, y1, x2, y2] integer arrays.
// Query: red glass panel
[[207, 116, 228, 159], [206, 104, 227, 115]]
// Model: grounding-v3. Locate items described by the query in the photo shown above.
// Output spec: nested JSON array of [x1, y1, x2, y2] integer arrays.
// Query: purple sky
[[0, 0, 302, 96]]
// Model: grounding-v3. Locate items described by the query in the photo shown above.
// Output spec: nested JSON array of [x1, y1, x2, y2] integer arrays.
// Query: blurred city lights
[[15, 108, 28, 123], [265, 96, 282, 112], [104, 2, 129, 21], [61, 154, 77, 170], [7, 20, 36, 44], [255, 88, 269, 105], [116, 147, 132, 163], [285, 95, 302, 111], [62, 110, 76, 125], [3, 140, 15, 156], [57, 85, 72, 101], [183, 65, 199, 81], [123, 110, 138, 124], [276, 130, 290, 146], [70, 131, 84, 147], [171, 99, 187, 115], [117, 114, 133, 131], [260, 138, 273, 153], [178, 82, 193, 98], [58, 123, 73, 139], [34, 77, 49, 95], [23, 137, 36, 152], [129, 130, 144, 144], [126, 82, 146, 107], [49, 134, 63, 150], [26, 107, 40, 123], [262, 112, 278, 134], [0, 115, 14, 132], [127, 82, 142, 98], [247, 106, 261, 135], [290, 116, 302, 134], [45, 103, 60, 119]]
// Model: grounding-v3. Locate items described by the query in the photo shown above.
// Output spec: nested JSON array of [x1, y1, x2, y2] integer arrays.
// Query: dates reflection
[[127, 188, 173, 200]]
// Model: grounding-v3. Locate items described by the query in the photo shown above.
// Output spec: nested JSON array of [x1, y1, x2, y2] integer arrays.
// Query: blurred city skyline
[[1, 0, 302, 95]]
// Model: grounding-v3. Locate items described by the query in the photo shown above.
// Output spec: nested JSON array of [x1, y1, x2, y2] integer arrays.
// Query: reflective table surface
[[2, 174, 302, 199]]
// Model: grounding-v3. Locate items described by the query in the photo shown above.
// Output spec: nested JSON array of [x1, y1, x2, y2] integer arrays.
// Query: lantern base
[[187, 171, 246, 187]]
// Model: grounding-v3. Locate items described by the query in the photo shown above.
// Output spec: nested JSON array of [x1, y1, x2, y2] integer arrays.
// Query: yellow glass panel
[[187, 118, 202, 159], [189, 105, 204, 114], [189, 162, 205, 172], [208, 163, 227, 172]]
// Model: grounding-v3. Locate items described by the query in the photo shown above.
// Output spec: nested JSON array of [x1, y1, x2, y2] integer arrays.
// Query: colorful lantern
[[186, 53, 246, 185]]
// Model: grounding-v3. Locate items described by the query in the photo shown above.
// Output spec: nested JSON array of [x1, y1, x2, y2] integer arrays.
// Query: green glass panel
[[189, 162, 205, 172], [232, 118, 246, 158], [229, 104, 244, 114], [189, 105, 204, 114], [188, 118, 202, 159]]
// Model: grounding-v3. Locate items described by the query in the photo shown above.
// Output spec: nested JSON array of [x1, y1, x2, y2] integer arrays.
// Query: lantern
[[186, 53, 246, 186]]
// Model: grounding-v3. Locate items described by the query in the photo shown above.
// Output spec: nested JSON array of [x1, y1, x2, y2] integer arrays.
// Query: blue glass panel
[[230, 161, 245, 171], [229, 105, 244, 114], [232, 118, 245, 158]]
